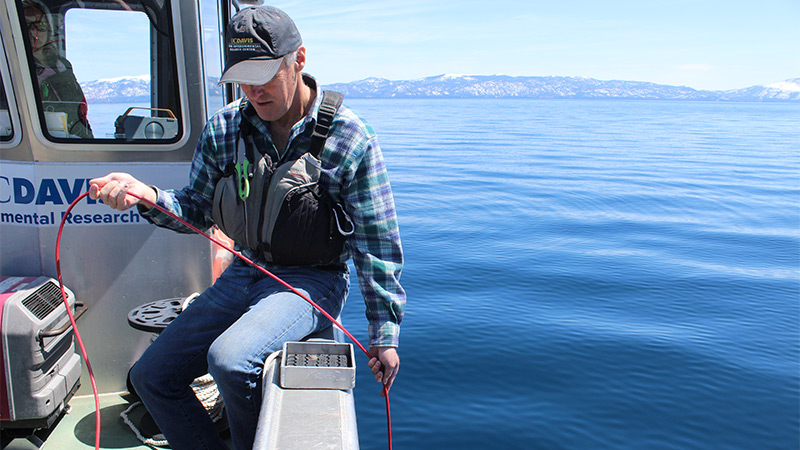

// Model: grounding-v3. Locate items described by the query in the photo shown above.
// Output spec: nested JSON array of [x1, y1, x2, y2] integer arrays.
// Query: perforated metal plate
[[285, 353, 350, 368], [127, 298, 183, 332]]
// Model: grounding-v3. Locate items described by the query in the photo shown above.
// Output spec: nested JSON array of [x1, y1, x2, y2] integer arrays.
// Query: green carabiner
[[235, 159, 250, 200]]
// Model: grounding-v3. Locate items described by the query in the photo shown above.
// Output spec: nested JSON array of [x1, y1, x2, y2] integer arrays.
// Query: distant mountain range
[[326, 75, 800, 101], [81, 75, 152, 103], [81, 74, 800, 102]]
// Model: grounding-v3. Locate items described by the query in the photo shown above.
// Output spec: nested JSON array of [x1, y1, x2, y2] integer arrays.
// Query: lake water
[[334, 99, 800, 449]]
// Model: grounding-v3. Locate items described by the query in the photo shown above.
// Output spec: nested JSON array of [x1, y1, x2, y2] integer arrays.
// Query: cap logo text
[[230, 37, 254, 44]]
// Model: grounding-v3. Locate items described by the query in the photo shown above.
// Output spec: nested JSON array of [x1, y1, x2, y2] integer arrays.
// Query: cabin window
[[0, 31, 17, 145], [200, 0, 225, 119], [16, 0, 182, 144], [0, 72, 13, 142]]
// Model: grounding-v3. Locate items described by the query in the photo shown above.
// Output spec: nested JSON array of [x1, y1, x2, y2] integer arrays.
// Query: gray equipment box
[[114, 107, 178, 140], [0, 276, 83, 430], [280, 341, 355, 390]]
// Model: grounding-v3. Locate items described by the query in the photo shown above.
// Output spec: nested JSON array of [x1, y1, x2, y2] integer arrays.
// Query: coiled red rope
[[55, 190, 392, 450]]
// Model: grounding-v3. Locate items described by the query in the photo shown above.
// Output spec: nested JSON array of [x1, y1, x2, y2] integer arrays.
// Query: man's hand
[[89, 173, 156, 211], [368, 347, 399, 395]]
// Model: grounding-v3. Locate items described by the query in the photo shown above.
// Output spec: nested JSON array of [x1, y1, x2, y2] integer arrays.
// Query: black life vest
[[211, 91, 353, 266]]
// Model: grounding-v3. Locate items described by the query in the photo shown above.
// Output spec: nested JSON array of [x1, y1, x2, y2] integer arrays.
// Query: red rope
[[56, 190, 393, 450], [55, 191, 100, 450]]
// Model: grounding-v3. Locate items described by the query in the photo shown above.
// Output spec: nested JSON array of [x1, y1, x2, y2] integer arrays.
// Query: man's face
[[240, 56, 298, 123], [24, 5, 54, 58]]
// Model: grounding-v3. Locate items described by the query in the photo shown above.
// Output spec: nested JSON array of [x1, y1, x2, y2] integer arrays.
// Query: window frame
[[0, 28, 22, 149], [13, 0, 191, 151], [198, 0, 226, 119]]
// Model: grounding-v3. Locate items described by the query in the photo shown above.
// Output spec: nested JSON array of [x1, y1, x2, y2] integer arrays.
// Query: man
[[22, 0, 93, 138], [89, 6, 404, 450]]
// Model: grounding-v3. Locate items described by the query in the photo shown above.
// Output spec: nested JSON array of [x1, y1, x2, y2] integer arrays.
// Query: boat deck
[[3, 325, 355, 450], [3, 392, 232, 450]]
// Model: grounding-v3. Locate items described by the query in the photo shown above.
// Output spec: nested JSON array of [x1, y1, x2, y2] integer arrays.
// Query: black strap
[[237, 90, 344, 163], [237, 117, 256, 177], [310, 91, 344, 158]]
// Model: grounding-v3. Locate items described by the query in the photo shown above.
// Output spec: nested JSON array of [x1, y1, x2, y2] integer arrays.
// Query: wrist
[[134, 185, 158, 211], [142, 185, 158, 209]]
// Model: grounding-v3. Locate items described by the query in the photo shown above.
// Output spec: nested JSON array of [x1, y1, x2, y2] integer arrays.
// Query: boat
[[0, 1, 360, 448]]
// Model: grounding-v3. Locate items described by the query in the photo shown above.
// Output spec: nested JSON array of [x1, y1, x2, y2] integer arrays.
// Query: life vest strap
[[310, 91, 344, 158]]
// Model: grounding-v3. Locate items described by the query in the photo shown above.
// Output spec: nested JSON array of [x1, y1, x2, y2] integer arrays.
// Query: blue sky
[[68, 0, 799, 91]]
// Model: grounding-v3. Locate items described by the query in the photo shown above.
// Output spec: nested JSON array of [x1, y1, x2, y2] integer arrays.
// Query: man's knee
[[129, 351, 178, 398], [128, 358, 156, 398], [207, 333, 265, 393], [207, 335, 237, 381]]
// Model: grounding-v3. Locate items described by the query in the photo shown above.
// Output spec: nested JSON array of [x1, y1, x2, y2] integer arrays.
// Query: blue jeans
[[129, 260, 349, 450]]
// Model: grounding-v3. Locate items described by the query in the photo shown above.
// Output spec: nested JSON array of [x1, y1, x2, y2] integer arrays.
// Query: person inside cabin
[[89, 6, 404, 450], [22, 0, 93, 138]]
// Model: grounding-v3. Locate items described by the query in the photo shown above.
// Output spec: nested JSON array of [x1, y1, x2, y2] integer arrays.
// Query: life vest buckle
[[235, 159, 250, 200]]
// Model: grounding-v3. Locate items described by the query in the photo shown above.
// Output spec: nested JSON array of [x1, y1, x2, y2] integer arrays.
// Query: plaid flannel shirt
[[140, 75, 405, 347]]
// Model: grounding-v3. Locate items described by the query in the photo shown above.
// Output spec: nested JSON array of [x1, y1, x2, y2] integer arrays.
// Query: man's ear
[[294, 46, 307, 71]]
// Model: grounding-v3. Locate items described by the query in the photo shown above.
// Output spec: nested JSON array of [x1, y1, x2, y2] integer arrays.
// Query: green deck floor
[[3, 393, 231, 449]]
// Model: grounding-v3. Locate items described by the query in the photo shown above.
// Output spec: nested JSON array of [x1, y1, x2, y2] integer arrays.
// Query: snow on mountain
[[324, 75, 800, 101], [80, 75, 224, 103], [718, 78, 800, 101], [80, 74, 800, 102], [81, 75, 150, 103], [324, 75, 719, 100], [765, 79, 800, 92]]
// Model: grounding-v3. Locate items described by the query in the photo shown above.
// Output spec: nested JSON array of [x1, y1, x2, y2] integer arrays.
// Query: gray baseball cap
[[219, 6, 302, 85]]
